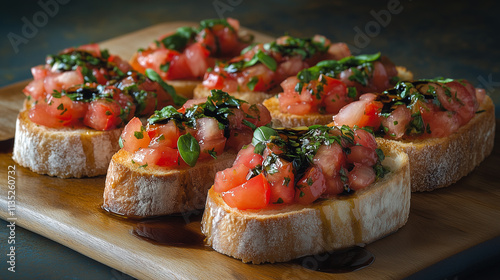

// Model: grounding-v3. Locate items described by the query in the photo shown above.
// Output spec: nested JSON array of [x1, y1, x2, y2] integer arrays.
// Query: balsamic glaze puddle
[[0, 138, 14, 154], [117, 209, 374, 273], [131, 213, 211, 250], [292, 246, 374, 273]]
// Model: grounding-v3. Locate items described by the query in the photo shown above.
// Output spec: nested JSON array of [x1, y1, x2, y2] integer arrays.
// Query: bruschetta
[[130, 18, 253, 98], [193, 34, 352, 103], [22, 43, 132, 109], [102, 90, 272, 217], [332, 78, 496, 191], [262, 53, 414, 127], [13, 45, 186, 178], [202, 125, 410, 264]]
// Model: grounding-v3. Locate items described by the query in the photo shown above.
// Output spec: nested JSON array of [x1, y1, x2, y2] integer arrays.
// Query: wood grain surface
[[1, 22, 499, 280]]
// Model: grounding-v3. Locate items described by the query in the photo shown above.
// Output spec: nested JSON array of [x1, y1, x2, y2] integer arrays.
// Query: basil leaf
[[256, 50, 277, 71], [247, 76, 259, 91], [145, 69, 187, 107], [148, 105, 183, 124], [177, 133, 200, 167], [252, 126, 278, 146]]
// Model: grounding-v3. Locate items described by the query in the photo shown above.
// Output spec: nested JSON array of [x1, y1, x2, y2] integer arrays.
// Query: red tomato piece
[[347, 145, 377, 166], [84, 99, 122, 131], [147, 121, 181, 149], [132, 146, 180, 168], [348, 164, 376, 191], [265, 158, 295, 204], [120, 117, 151, 153], [233, 145, 263, 169], [294, 166, 326, 205], [214, 163, 250, 193], [222, 173, 270, 210]]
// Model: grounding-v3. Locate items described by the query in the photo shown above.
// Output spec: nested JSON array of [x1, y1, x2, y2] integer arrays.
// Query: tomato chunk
[[214, 164, 250, 193], [222, 173, 270, 210], [233, 145, 263, 169], [120, 117, 151, 153], [265, 158, 295, 204], [294, 166, 326, 205]]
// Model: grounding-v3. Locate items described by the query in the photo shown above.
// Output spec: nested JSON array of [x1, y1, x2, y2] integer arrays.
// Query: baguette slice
[[377, 95, 495, 192], [103, 149, 238, 218], [201, 142, 410, 264], [263, 66, 414, 127], [13, 110, 122, 178]]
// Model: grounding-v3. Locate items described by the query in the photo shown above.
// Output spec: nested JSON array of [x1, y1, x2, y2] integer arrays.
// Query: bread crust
[[13, 110, 122, 178], [193, 84, 278, 104], [201, 143, 410, 264], [263, 96, 334, 127], [103, 149, 238, 218], [378, 95, 496, 192]]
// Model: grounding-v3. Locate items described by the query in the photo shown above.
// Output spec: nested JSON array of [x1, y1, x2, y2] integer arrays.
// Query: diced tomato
[[194, 117, 226, 159], [265, 157, 295, 204], [348, 164, 375, 191], [294, 166, 326, 205], [84, 99, 123, 131], [29, 103, 66, 128], [241, 103, 272, 127], [222, 173, 270, 210], [132, 146, 180, 168], [333, 96, 382, 130], [323, 176, 345, 196], [23, 79, 45, 100], [31, 65, 48, 80], [380, 105, 412, 139], [327, 42, 351, 60], [202, 72, 226, 90], [184, 42, 211, 78], [322, 76, 350, 114], [439, 81, 477, 125], [353, 129, 377, 150], [76, 43, 101, 57], [108, 55, 133, 73], [371, 61, 389, 92], [120, 117, 151, 153], [92, 68, 108, 85], [147, 121, 181, 149], [421, 110, 460, 138], [233, 145, 263, 169], [313, 144, 345, 178], [225, 128, 254, 152], [214, 163, 250, 193], [44, 70, 84, 96], [347, 145, 377, 166]]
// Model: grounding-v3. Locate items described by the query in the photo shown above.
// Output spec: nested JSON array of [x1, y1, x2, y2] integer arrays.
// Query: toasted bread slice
[[263, 66, 414, 127], [377, 95, 495, 192], [103, 149, 238, 218], [201, 142, 410, 264], [13, 110, 122, 178]]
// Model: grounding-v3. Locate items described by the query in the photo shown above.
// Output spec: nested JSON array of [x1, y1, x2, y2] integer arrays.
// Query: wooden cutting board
[[1, 22, 500, 280]]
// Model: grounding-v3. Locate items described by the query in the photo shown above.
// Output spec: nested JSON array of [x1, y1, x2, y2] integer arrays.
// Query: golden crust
[[12, 110, 122, 178], [102, 149, 237, 218], [263, 96, 334, 127], [201, 143, 410, 264], [377, 95, 496, 192]]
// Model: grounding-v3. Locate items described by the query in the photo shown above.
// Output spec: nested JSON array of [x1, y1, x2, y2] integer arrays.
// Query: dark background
[[1, 0, 499, 279]]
